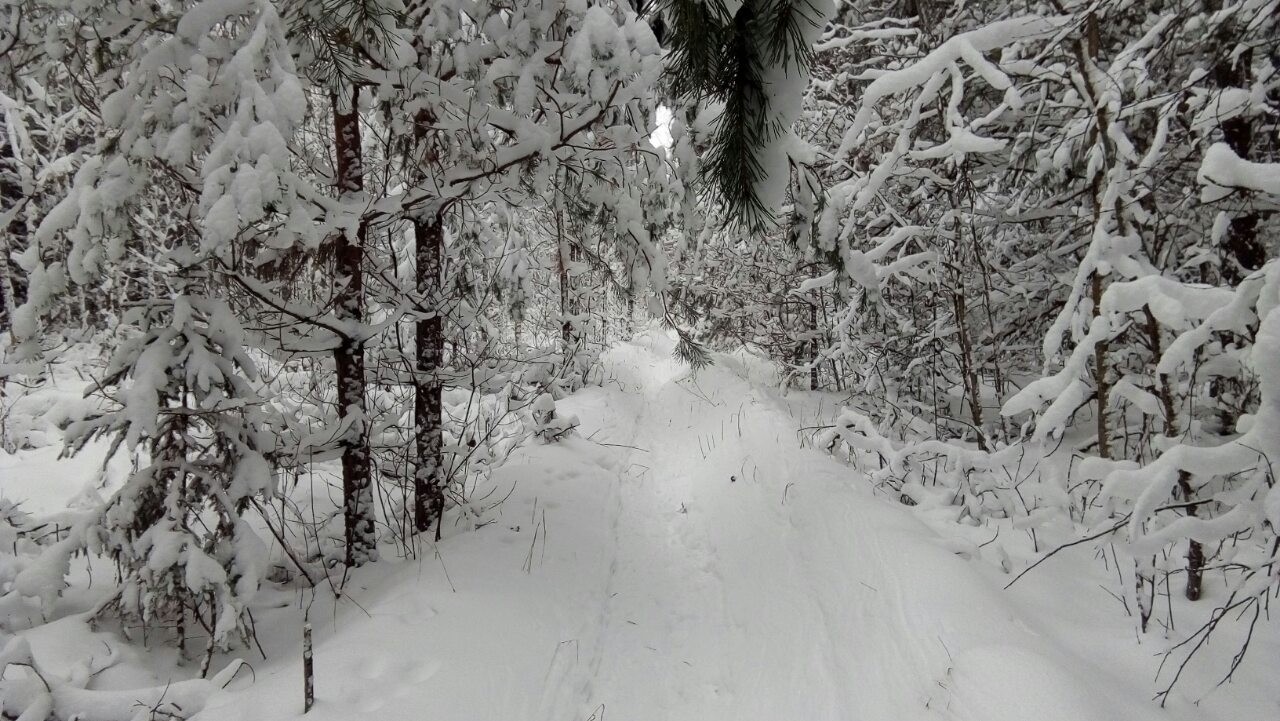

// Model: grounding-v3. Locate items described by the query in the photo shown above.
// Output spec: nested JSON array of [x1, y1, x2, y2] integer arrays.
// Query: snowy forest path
[[543, 332, 1181, 721], [199, 332, 1199, 721], [557, 335, 955, 721]]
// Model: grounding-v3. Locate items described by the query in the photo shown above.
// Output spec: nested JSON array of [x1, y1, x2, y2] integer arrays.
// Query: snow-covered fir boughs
[[14, 0, 305, 653], [68, 284, 276, 653]]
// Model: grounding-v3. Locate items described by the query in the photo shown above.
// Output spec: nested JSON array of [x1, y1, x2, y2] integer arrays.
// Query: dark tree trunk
[[303, 620, 314, 713], [0, 130, 26, 338], [809, 299, 819, 391], [413, 211, 446, 539], [1189, 21, 1258, 599], [626, 290, 635, 336], [1208, 36, 1260, 430], [333, 89, 375, 567], [1075, 11, 1112, 463], [951, 285, 987, 450], [1143, 308, 1203, 600], [406, 93, 449, 540], [558, 216, 569, 346], [1214, 45, 1262, 285], [1091, 272, 1110, 460], [557, 210, 583, 357]]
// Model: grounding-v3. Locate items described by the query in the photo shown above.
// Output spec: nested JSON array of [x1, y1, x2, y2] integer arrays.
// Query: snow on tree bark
[[413, 210, 446, 539], [0, 130, 25, 337], [332, 89, 376, 566]]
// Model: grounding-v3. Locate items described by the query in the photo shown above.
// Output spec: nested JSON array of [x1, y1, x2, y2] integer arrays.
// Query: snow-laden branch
[[1198, 142, 1280, 201], [837, 14, 1070, 157]]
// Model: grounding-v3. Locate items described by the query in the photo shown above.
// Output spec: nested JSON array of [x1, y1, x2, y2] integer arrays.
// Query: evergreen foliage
[[662, 0, 831, 230]]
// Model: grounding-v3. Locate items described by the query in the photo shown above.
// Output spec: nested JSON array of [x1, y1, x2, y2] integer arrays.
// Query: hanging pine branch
[[662, 0, 831, 232]]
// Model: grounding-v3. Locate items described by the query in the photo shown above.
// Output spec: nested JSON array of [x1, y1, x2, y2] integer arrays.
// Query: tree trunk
[[303, 620, 314, 713], [0, 129, 23, 452], [413, 211, 446, 539], [1210, 37, 1262, 433], [0, 129, 26, 338], [332, 89, 375, 567], [1212, 27, 1261, 286], [557, 207, 582, 357], [1143, 308, 1203, 600], [1091, 272, 1110, 460], [808, 298, 819, 391], [1075, 11, 1112, 462], [951, 283, 987, 451], [405, 80, 448, 540], [626, 291, 635, 336], [558, 212, 570, 348]]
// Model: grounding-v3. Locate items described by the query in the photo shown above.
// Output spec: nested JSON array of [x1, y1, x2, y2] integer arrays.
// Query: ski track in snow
[[183, 333, 1237, 721]]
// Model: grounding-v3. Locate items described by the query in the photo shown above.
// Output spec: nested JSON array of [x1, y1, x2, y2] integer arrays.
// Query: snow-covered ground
[[3, 333, 1276, 720]]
